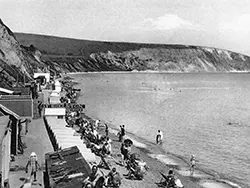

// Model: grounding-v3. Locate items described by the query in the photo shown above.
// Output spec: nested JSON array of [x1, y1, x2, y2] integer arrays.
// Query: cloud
[[220, 14, 250, 35], [138, 14, 200, 31]]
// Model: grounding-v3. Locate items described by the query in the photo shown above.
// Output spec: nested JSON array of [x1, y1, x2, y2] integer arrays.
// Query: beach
[[68, 72, 248, 188]]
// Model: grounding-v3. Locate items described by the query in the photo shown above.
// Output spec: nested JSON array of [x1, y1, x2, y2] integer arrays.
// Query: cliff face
[[1, 18, 250, 88], [0, 19, 43, 87], [16, 33, 250, 73], [89, 47, 250, 72]]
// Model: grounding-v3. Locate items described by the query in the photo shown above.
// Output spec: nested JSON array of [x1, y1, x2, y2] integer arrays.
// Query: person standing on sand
[[156, 130, 163, 144], [120, 125, 125, 142], [95, 119, 100, 129], [105, 124, 109, 137]]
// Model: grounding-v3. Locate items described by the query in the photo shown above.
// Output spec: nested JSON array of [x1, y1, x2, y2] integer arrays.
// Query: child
[[25, 152, 40, 181]]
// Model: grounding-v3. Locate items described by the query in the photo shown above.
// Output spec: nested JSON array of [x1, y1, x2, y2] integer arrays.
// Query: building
[[48, 91, 61, 104], [0, 95, 33, 118], [34, 72, 50, 84], [0, 87, 30, 96], [0, 105, 21, 188], [0, 116, 11, 188]]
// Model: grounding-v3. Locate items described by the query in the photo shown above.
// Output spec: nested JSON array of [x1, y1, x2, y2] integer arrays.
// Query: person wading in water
[[156, 130, 163, 144]]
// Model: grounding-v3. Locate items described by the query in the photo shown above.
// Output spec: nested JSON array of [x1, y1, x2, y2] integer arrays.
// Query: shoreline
[[66, 74, 246, 188], [95, 117, 243, 188], [67, 71, 250, 74]]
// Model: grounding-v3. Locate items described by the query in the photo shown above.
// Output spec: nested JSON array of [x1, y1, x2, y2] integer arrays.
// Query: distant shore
[[67, 70, 250, 75]]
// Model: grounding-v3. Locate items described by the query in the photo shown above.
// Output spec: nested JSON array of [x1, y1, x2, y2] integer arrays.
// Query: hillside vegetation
[[1, 17, 250, 88], [15, 32, 250, 73]]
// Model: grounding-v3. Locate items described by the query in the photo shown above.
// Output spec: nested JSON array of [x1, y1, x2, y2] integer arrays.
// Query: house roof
[[44, 108, 66, 116], [45, 146, 91, 188], [0, 104, 20, 119], [0, 87, 14, 94], [0, 96, 32, 117]]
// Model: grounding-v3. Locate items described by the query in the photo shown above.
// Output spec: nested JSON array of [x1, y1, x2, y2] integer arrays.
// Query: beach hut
[[54, 80, 61, 92], [44, 108, 66, 119], [0, 116, 11, 188], [0, 95, 33, 118], [44, 115, 96, 163], [48, 91, 61, 104], [34, 72, 50, 83]]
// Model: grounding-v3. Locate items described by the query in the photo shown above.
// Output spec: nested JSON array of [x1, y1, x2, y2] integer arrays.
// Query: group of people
[[60, 80, 80, 103], [157, 169, 184, 188], [60, 79, 195, 188], [82, 165, 121, 188]]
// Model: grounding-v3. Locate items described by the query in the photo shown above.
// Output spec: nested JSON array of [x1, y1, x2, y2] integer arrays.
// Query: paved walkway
[[9, 104, 53, 187]]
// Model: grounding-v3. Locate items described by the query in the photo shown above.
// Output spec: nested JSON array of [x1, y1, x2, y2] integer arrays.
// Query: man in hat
[[25, 152, 40, 181]]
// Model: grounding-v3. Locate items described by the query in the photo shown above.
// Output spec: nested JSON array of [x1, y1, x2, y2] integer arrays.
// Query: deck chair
[[97, 155, 110, 170]]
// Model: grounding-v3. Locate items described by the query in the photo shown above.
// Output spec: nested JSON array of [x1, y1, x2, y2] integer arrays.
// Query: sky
[[1, 0, 250, 55]]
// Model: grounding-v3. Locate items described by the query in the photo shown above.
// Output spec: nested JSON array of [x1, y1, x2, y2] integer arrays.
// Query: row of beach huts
[[0, 72, 95, 188]]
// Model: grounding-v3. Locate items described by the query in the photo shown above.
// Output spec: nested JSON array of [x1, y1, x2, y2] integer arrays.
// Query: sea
[[71, 72, 250, 188]]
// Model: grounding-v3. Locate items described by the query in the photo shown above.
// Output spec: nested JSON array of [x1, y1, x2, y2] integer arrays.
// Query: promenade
[[9, 97, 53, 188]]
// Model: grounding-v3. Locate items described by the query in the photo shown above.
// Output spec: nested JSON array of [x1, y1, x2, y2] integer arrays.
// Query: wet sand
[[81, 114, 234, 188]]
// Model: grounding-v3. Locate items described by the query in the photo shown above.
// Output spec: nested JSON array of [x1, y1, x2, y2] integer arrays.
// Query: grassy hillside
[[15, 33, 200, 57], [14, 32, 250, 73]]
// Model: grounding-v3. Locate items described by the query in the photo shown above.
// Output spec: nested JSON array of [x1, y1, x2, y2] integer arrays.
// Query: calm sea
[[73, 72, 250, 187]]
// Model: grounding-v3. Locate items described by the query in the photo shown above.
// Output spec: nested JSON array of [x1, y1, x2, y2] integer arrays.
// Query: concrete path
[[9, 115, 53, 188]]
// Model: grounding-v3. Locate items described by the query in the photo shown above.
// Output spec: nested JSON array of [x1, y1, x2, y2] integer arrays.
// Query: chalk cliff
[[16, 32, 250, 73], [1, 18, 250, 88]]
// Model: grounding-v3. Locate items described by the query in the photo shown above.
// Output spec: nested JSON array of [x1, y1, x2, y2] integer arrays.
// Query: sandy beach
[[68, 72, 239, 188]]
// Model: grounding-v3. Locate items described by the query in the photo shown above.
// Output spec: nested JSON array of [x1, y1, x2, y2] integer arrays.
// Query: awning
[[44, 108, 66, 116], [0, 104, 20, 119]]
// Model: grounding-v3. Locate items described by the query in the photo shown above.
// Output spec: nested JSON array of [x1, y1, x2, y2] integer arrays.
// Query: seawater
[[72, 72, 250, 188]]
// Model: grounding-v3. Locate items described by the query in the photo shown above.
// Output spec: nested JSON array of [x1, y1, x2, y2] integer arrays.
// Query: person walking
[[37, 101, 43, 117], [189, 154, 197, 175], [25, 152, 40, 181], [156, 130, 163, 144]]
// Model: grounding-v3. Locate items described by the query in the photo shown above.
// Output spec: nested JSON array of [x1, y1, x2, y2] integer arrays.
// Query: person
[[95, 119, 100, 129], [175, 176, 184, 188], [126, 153, 148, 180], [164, 169, 176, 187], [105, 124, 109, 137], [25, 119, 31, 134], [119, 125, 125, 142], [189, 154, 196, 175], [37, 101, 43, 117], [93, 128, 99, 141], [120, 142, 131, 166], [82, 165, 102, 187], [105, 167, 121, 187], [25, 152, 40, 181], [102, 141, 112, 156], [156, 130, 163, 144]]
